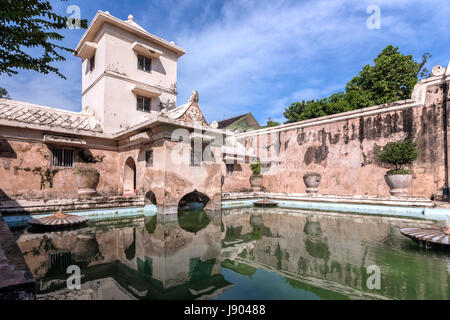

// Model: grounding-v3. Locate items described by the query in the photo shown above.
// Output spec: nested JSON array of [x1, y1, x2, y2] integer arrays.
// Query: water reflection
[[13, 207, 450, 300]]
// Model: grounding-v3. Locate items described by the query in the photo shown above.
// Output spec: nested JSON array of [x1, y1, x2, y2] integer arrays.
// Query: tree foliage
[[0, 87, 10, 99], [265, 118, 280, 127], [376, 139, 419, 174], [284, 45, 430, 123], [0, 0, 87, 79]]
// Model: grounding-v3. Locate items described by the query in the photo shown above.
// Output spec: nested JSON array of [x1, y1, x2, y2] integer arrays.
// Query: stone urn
[[74, 167, 100, 197], [249, 175, 263, 192], [303, 172, 321, 194], [384, 173, 412, 196]]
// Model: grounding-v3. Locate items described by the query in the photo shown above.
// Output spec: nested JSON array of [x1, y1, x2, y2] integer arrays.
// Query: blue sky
[[1, 0, 450, 124]]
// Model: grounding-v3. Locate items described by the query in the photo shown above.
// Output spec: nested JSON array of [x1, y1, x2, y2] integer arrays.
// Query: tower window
[[138, 55, 151, 72], [52, 148, 74, 167], [145, 150, 153, 167], [89, 56, 95, 72], [137, 96, 151, 112], [226, 164, 234, 175]]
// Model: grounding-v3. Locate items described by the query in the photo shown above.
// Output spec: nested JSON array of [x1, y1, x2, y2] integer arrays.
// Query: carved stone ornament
[[210, 121, 218, 129], [431, 65, 445, 77], [188, 90, 199, 103]]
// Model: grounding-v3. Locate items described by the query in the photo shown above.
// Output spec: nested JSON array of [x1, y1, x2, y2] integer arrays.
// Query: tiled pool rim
[[3, 197, 450, 228]]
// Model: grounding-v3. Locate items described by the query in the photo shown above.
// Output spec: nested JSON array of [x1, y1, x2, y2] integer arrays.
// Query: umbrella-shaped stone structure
[[28, 209, 88, 229], [400, 218, 450, 247]]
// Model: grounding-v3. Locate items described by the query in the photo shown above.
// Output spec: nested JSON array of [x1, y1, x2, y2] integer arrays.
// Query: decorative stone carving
[[160, 98, 176, 111], [129, 131, 151, 143], [43, 134, 86, 146], [159, 108, 168, 117], [186, 105, 201, 121], [188, 90, 199, 103], [210, 121, 218, 129], [431, 65, 445, 77]]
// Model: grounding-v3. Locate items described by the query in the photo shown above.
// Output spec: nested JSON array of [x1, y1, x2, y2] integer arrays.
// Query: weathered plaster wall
[[0, 129, 119, 201], [224, 82, 449, 198], [118, 138, 223, 213]]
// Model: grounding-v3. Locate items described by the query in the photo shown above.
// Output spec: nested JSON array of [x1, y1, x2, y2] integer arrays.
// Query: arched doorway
[[124, 157, 136, 196], [178, 190, 211, 233], [144, 190, 157, 205]]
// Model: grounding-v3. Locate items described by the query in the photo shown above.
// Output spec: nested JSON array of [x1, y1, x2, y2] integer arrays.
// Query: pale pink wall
[[0, 138, 119, 200], [223, 83, 449, 199]]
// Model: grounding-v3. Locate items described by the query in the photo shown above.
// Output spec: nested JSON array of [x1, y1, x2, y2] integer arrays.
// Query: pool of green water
[[12, 207, 449, 300]]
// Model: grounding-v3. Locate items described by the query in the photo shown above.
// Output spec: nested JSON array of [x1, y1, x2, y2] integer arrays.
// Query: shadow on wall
[[0, 188, 30, 237], [0, 189, 22, 212], [0, 139, 17, 159]]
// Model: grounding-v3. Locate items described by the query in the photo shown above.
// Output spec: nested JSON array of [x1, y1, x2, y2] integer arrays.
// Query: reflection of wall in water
[[222, 209, 449, 299], [16, 212, 223, 291]]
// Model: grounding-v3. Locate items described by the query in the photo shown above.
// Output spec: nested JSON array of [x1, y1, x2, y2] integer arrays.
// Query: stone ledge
[[222, 192, 435, 208], [0, 195, 145, 215]]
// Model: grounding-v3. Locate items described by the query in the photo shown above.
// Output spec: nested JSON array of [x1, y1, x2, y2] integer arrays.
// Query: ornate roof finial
[[210, 121, 218, 129], [431, 65, 445, 77], [188, 90, 199, 103], [128, 14, 134, 21]]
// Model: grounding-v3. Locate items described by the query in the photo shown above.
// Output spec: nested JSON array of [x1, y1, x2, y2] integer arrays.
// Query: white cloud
[[171, 0, 450, 124]]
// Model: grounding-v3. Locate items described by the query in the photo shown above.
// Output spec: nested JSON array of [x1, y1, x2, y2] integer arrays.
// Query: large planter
[[384, 174, 412, 196], [74, 168, 99, 197], [303, 173, 321, 194], [249, 175, 263, 192]]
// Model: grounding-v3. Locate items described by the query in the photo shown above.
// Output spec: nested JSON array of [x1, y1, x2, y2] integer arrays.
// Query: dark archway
[[177, 190, 211, 233], [144, 190, 157, 205], [178, 190, 210, 211], [124, 157, 136, 195]]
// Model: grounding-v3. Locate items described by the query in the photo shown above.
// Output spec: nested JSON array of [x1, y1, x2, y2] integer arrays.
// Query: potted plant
[[376, 139, 419, 196], [303, 172, 321, 194], [74, 166, 100, 197], [249, 160, 263, 192]]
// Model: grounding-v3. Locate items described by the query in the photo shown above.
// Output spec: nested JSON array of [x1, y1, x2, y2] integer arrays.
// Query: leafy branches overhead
[[0, 0, 87, 79], [284, 45, 430, 123]]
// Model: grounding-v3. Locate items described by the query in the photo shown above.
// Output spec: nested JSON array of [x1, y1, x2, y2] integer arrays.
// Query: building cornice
[[81, 70, 177, 97], [75, 10, 185, 58]]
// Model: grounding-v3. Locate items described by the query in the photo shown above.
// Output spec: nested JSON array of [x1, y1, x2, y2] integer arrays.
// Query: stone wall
[[223, 77, 450, 199], [0, 131, 119, 201]]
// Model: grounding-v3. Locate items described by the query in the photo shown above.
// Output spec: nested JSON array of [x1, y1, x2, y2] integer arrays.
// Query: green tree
[[376, 139, 419, 174], [266, 118, 280, 127], [0, 0, 87, 79], [0, 87, 10, 99], [284, 45, 430, 123]]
